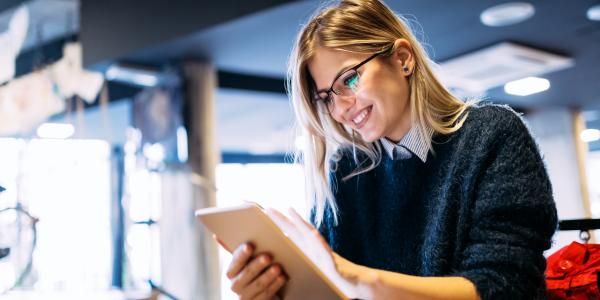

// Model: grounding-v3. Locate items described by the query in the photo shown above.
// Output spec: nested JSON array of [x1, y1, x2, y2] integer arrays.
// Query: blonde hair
[[287, 0, 471, 227]]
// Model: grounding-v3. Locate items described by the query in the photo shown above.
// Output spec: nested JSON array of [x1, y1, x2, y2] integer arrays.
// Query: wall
[[525, 108, 589, 255]]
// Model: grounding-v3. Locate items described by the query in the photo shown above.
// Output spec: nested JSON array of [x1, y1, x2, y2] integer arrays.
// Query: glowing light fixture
[[581, 129, 600, 143], [105, 64, 159, 87], [588, 5, 600, 21], [481, 2, 535, 27], [504, 76, 550, 96], [36, 123, 75, 139]]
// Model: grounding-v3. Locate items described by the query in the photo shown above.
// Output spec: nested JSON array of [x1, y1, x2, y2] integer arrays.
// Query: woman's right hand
[[225, 243, 287, 300]]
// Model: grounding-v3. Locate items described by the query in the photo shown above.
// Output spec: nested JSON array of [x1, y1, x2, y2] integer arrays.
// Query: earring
[[403, 66, 410, 73]]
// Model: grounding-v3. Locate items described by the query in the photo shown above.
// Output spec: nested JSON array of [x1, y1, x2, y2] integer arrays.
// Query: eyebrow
[[315, 63, 355, 93]]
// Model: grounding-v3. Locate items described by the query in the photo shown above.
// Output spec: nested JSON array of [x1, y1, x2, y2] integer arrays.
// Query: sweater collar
[[380, 124, 433, 162]]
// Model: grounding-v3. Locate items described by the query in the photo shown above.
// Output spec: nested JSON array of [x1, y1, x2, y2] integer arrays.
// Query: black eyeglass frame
[[312, 50, 386, 107]]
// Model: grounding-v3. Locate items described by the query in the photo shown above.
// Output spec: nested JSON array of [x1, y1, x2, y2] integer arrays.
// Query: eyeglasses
[[313, 51, 384, 114]]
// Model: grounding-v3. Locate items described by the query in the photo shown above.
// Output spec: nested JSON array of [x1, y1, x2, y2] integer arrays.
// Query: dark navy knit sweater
[[314, 105, 558, 300]]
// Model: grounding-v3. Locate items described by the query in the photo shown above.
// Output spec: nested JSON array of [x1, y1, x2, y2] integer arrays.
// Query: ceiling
[[1, 0, 599, 153], [126, 0, 600, 110]]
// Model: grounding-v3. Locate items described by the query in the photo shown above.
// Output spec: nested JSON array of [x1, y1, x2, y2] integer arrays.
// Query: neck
[[385, 112, 412, 143]]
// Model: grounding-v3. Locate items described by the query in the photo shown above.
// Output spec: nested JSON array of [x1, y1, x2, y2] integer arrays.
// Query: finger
[[288, 208, 332, 255], [289, 207, 327, 244], [288, 208, 319, 239], [266, 208, 305, 247], [266, 208, 294, 232], [226, 243, 253, 279], [255, 273, 286, 300], [243, 264, 283, 299], [231, 254, 272, 293], [213, 234, 232, 253], [288, 208, 312, 228]]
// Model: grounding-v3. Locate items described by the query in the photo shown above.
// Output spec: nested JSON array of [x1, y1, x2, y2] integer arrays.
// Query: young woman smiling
[[222, 1, 558, 299]]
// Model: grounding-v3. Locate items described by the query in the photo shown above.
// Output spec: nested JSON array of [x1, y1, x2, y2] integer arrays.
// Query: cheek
[[330, 110, 345, 124]]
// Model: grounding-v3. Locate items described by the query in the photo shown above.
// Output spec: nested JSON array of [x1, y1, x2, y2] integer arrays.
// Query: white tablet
[[195, 203, 348, 300]]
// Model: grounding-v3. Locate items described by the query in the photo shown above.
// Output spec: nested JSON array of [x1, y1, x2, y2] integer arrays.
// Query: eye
[[343, 71, 359, 89]]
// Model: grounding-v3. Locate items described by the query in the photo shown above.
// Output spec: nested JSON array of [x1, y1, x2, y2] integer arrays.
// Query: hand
[[266, 207, 365, 299], [216, 239, 287, 300]]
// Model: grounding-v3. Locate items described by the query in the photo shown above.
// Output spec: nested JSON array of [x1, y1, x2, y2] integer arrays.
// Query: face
[[307, 42, 414, 143]]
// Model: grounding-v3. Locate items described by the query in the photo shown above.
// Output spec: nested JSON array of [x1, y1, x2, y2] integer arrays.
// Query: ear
[[391, 38, 415, 76]]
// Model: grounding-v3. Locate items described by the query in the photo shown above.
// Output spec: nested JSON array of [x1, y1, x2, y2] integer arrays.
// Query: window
[[0, 138, 112, 292], [215, 163, 306, 300]]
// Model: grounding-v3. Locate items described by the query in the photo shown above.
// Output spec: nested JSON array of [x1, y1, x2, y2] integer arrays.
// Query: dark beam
[[15, 34, 77, 78], [0, 0, 27, 13], [217, 71, 286, 95], [13, 35, 285, 108], [221, 152, 291, 164], [559, 219, 600, 231], [80, 0, 297, 67]]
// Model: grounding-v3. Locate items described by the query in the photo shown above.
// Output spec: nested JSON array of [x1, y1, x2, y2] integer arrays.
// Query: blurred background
[[0, 0, 598, 299]]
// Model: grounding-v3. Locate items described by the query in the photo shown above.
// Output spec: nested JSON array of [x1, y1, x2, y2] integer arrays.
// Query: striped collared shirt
[[380, 125, 434, 162]]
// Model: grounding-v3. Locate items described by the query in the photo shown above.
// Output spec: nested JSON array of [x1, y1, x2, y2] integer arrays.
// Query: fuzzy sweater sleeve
[[452, 107, 558, 300]]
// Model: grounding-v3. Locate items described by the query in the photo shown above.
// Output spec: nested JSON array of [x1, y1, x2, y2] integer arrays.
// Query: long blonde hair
[[287, 0, 471, 227]]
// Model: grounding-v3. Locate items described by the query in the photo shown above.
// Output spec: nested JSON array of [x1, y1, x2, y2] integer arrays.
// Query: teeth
[[353, 108, 369, 124]]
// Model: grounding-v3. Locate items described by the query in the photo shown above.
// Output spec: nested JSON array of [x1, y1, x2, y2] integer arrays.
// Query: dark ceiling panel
[[0, 0, 27, 13], [80, 0, 298, 67], [84, 0, 600, 109]]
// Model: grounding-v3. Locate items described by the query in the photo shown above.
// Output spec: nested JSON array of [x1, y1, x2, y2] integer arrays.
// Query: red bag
[[546, 241, 600, 299]]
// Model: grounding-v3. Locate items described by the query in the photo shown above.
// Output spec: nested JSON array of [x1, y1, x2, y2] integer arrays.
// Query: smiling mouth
[[352, 105, 372, 128]]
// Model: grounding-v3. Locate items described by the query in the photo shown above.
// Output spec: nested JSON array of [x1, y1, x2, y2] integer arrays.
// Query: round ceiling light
[[588, 4, 600, 21], [481, 2, 535, 27]]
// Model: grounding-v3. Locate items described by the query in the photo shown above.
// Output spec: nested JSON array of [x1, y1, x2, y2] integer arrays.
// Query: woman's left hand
[[266, 207, 372, 299]]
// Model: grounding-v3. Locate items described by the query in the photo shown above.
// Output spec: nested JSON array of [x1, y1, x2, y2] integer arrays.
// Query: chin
[[357, 130, 381, 143]]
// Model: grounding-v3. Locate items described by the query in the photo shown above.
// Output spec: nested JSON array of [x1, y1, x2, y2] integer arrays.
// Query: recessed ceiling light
[[438, 42, 572, 94], [581, 129, 600, 143], [481, 2, 535, 27], [504, 76, 550, 96], [588, 5, 600, 21]]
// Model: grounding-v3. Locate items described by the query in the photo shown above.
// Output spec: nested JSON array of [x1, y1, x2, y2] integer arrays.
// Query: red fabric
[[546, 241, 600, 299]]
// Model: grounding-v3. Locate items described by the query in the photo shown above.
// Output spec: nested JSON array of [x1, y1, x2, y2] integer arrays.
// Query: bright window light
[[176, 126, 188, 163], [36, 123, 75, 139], [581, 129, 600, 143], [0, 138, 113, 292], [143, 143, 166, 163], [216, 163, 306, 300], [504, 76, 550, 96]]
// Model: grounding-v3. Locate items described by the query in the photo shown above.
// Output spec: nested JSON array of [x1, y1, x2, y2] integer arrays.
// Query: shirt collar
[[380, 125, 434, 162]]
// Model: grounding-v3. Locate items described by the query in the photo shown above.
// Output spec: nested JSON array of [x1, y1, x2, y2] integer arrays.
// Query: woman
[[223, 0, 558, 299]]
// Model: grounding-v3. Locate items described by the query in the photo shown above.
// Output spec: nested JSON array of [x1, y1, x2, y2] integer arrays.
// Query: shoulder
[[459, 103, 531, 141], [464, 103, 525, 130]]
